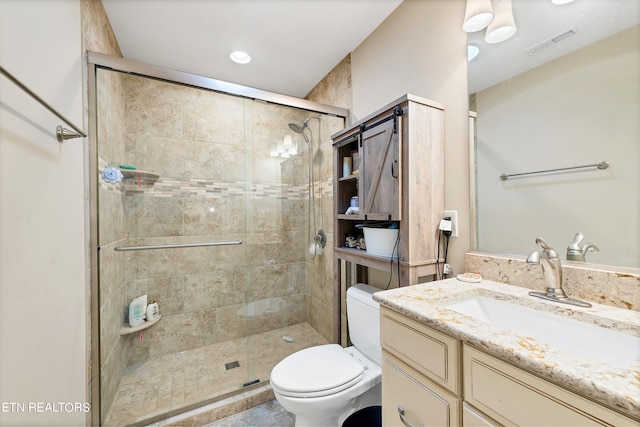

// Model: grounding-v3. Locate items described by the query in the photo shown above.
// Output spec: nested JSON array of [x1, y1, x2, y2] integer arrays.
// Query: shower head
[[288, 122, 307, 134], [288, 115, 321, 135]]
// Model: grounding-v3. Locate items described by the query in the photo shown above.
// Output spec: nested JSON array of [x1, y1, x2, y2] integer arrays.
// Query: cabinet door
[[360, 115, 401, 220], [464, 346, 636, 426], [383, 351, 460, 427]]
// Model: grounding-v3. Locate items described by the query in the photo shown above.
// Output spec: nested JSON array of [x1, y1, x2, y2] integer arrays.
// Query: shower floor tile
[[105, 322, 327, 426]]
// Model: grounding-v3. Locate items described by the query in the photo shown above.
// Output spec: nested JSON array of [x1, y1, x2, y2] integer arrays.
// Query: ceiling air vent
[[524, 27, 577, 56]]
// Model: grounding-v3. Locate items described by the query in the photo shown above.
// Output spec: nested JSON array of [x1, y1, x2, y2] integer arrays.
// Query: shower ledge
[[120, 169, 160, 186], [120, 315, 162, 336]]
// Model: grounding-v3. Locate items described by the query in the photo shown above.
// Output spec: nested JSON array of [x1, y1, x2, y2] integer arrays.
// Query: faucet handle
[[535, 236, 550, 250], [567, 232, 584, 250], [535, 237, 559, 258], [567, 232, 599, 257]]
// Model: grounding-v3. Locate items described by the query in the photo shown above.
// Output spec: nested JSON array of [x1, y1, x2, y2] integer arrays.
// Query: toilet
[[270, 283, 382, 427]]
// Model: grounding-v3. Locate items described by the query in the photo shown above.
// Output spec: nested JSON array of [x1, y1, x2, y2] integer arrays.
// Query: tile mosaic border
[[97, 166, 332, 201]]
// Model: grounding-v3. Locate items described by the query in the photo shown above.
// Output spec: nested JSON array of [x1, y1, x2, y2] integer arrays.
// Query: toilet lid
[[271, 344, 364, 397]]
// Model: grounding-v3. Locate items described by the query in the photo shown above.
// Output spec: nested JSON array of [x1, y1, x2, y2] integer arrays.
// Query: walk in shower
[[88, 53, 347, 425]]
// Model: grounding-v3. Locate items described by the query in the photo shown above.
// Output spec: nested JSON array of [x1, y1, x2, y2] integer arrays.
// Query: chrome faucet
[[566, 232, 599, 262], [526, 237, 591, 307]]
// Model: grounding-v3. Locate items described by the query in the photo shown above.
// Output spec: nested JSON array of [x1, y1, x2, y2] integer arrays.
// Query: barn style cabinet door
[[360, 110, 402, 221]]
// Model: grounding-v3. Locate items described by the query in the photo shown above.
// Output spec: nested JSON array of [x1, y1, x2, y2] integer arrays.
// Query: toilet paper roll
[[343, 157, 352, 177]]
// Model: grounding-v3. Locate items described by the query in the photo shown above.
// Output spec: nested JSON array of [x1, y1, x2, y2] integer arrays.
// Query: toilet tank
[[346, 283, 381, 366]]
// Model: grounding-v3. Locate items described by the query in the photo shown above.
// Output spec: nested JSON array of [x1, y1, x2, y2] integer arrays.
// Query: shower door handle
[[114, 240, 243, 251]]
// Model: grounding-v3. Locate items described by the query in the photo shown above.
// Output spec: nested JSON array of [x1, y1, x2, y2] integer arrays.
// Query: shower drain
[[225, 360, 240, 370]]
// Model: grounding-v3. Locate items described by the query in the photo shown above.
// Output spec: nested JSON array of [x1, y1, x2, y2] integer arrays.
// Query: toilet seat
[[271, 344, 364, 398]]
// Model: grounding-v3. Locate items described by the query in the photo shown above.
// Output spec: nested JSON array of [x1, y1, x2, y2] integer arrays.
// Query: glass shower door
[[97, 69, 255, 425]]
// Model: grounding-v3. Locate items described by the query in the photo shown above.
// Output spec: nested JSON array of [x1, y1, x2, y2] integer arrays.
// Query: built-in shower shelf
[[120, 169, 160, 186], [120, 315, 162, 336]]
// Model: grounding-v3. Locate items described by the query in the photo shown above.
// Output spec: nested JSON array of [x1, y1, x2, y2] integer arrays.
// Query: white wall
[[351, 0, 471, 274], [0, 1, 87, 425]]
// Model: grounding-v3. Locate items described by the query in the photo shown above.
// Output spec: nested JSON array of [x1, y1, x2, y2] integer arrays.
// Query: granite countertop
[[372, 278, 640, 419]]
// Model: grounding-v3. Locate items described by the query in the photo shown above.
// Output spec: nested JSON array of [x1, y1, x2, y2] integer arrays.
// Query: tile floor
[[105, 322, 327, 426], [207, 400, 294, 427]]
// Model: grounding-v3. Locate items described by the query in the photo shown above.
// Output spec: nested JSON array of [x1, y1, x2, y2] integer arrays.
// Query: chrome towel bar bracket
[[0, 65, 87, 142]]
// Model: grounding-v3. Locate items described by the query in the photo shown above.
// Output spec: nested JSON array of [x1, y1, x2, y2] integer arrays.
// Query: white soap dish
[[456, 273, 482, 283]]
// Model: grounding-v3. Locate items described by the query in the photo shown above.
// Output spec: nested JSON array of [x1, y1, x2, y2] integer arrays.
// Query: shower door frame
[[87, 50, 349, 426]]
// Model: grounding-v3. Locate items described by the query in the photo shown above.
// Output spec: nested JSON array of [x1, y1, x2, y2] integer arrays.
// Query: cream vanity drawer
[[463, 345, 638, 426], [381, 307, 460, 394], [462, 402, 501, 427], [382, 350, 460, 427]]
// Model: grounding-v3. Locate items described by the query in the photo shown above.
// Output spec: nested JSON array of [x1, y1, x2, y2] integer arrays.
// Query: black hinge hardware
[[393, 105, 404, 134], [332, 104, 404, 146]]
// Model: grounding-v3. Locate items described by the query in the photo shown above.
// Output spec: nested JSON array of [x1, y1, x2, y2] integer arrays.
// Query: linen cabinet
[[331, 94, 445, 296]]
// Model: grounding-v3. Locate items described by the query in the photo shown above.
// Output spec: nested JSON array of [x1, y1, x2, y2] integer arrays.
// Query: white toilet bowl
[[270, 284, 382, 427], [271, 344, 381, 427]]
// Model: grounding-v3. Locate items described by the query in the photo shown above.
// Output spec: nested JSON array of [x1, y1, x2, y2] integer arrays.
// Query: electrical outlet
[[443, 263, 453, 275], [443, 210, 458, 237]]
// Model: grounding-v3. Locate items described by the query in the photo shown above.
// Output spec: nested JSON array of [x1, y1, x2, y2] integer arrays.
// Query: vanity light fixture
[[485, 0, 517, 44], [551, 0, 576, 4], [463, 0, 495, 32], [230, 50, 251, 64]]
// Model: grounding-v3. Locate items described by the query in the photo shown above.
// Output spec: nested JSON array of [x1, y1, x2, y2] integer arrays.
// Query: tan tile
[[105, 323, 327, 425]]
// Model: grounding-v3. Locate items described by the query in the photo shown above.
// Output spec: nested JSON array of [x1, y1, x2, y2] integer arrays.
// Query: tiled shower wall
[[305, 55, 353, 343], [97, 70, 345, 419]]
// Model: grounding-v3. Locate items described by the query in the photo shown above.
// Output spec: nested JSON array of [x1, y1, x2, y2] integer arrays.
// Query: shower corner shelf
[[120, 315, 162, 336], [120, 169, 160, 186]]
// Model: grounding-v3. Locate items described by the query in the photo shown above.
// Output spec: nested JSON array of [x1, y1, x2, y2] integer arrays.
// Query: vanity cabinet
[[332, 94, 445, 288], [381, 307, 461, 426], [380, 306, 639, 427]]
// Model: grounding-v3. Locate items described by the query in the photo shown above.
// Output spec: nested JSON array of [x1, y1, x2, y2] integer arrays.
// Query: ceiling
[[468, 0, 638, 93], [102, 0, 403, 98], [102, 0, 638, 98]]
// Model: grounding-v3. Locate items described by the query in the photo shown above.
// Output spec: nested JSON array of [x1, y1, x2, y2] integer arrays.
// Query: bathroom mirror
[[469, 0, 639, 269]]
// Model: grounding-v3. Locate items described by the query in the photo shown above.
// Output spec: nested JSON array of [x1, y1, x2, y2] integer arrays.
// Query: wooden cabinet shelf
[[336, 214, 361, 220]]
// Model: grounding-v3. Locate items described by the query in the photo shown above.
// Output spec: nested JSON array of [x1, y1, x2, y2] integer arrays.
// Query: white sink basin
[[442, 295, 640, 368]]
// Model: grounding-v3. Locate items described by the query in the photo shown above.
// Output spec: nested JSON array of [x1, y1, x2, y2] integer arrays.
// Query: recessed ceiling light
[[230, 51, 251, 64], [468, 45, 480, 61]]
